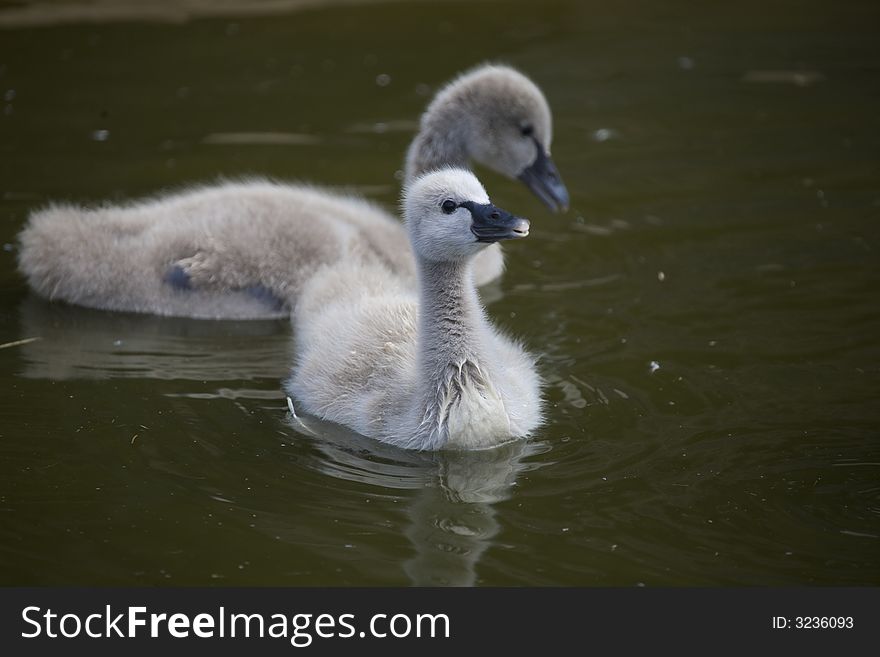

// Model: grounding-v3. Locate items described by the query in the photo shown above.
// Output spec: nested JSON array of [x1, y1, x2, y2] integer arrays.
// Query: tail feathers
[[18, 202, 149, 304]]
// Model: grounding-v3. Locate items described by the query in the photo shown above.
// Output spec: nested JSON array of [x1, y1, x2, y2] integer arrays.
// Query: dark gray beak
[[518, 139, 569, 212], [460, 201, 530, 243]]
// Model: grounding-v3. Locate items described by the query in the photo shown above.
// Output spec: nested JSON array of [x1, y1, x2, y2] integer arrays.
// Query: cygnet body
[[18, 65, 568, 319], [285, 168, 542, 450]]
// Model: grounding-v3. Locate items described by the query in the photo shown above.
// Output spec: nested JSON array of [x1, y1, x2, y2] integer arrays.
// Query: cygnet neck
[[415, 256, 486, 366], [405, 112, 473, 184]]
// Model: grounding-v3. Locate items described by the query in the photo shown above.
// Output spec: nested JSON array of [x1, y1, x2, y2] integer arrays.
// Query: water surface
[[1, 0, 878, 585]]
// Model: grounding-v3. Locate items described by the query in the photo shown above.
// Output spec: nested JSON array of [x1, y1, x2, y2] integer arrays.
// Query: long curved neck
[[409, 256, 491, 447], [405, 112, 473, 184], [417, 258, 485, 368]]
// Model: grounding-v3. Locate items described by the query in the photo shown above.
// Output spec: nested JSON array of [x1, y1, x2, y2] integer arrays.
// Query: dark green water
[[1, 0, 878, 586]]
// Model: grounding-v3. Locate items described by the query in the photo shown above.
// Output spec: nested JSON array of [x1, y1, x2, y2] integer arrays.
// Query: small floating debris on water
[[375, 73, 391, 87], [346, 119, 418, 134], [286, 396, 317, 436], [613, 388, 629, 399], [840, 529, 879, 539], [572, 223, 613, 236], [539, 273, 622, 292], [2, 243, 12, 251], [649, 360, 661, 373], [0, 336, 41, 350], [91, 129, 109, 142], [202, 132, 320, 146], [677, 56, 695, 71], [591, 128, 619, 142], [657, 271, 666, 282], [570, 217, 629, 235], [741, 70, 825, 87]]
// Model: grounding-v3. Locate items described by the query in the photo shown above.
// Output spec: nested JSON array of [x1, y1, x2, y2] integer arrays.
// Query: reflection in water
[[17, 295, 291, 381], [16, 292, 552, 585], [287, 411, 550, 586]]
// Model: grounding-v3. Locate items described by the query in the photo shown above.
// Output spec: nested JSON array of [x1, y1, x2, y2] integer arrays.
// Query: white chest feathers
[[444, 377, 511, 450]]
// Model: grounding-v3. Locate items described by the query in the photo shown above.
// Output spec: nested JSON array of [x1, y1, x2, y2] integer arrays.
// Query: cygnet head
[[404, 169, 530, 263], [419, 64, 569, 212]]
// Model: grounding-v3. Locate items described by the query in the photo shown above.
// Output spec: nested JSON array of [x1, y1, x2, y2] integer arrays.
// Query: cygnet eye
[[520, 124, 534, 137], [441, 199, 457, 214]]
